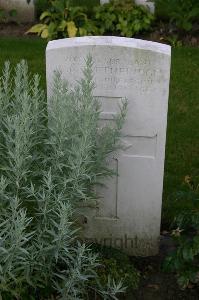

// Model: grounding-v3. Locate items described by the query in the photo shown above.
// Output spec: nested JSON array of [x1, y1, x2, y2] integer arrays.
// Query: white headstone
[[46, 36, 171, 256], [135, 0, 154, 13], [100, 0, 155, 13], [100, 0, 109, 3]]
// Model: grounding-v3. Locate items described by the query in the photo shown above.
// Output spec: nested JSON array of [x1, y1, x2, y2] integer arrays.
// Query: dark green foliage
[[28, 0, 154, 39], [172, 176, 199, 231], [34, 0, 99, 17], [70, 0, 99, 10], [92, 244, 140, 291], [28, 0, 91, 39], [34, 0, 49, 17], [93, 0, 154, 37], [164, 176, 199, 288], [154, 0, 199, 32]]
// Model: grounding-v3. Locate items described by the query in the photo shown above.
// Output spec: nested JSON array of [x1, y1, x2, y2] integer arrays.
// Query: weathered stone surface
[[100, 0, 155, 12], [100, 0, 109, 4], [46, 36, 171, 256], [0, 0, 35, 23], [135, 0, 155, 13]]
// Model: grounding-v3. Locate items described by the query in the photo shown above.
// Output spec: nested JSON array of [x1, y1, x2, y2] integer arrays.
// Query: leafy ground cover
[[0, 54, 128, 299], [0, 37, 47, 87], [0, 37, 198, 226], [29, 0, 154, 40]]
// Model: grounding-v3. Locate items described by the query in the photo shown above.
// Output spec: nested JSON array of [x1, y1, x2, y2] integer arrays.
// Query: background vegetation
[[31, 0, 199, 41], [30, 0, 154, 40]]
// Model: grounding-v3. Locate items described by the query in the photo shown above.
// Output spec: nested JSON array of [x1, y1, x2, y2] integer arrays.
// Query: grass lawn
[[163, 47, 199, 224], [0, 38, 47, 88], [0, 37, 198, 225]]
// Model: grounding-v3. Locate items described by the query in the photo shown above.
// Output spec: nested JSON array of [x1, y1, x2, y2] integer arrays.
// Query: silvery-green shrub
[[0, 58, 127, 299]]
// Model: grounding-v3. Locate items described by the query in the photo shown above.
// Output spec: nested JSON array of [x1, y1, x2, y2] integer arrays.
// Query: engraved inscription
[[64, 54, 162, 92], [83, 235, 158, 256]]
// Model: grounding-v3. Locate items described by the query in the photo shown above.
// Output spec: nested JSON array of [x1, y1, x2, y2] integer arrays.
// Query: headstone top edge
[[46, 36, 171, 56]]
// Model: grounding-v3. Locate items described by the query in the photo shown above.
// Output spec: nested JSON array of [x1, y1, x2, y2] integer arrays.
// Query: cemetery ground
[[0, 37, 198, 299]]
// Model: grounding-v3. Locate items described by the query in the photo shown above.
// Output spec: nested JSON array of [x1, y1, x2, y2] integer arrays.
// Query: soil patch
[[125, 236, 199, 300], [0, 22, 33, 37]]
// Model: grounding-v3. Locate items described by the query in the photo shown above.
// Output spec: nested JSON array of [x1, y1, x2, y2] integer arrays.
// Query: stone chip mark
[[94, 96, 123, 120], [121, 135, 157, 158]]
